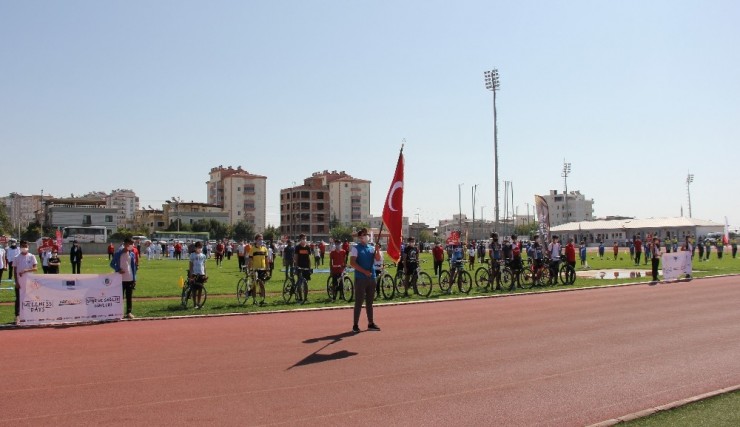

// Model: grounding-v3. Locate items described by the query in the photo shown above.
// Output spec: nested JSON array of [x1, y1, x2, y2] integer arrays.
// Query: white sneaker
[[15, 316, 20, 325]]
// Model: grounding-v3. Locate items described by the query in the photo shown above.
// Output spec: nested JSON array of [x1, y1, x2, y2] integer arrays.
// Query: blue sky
[[2, 1, 738, 228]]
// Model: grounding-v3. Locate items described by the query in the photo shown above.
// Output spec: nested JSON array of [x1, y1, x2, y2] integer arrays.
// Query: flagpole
[[376, 144, 404, 248]]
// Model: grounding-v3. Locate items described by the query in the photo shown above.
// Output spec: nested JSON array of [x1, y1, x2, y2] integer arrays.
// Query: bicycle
[[474, 259, 514, 291], [376, 263, 397, 300], [439, 260, 472, 294], [237, 268, 266, 306], [558, 255, 577, 285], [181, 270, 208, 309], [394, 262, 433, 297], [326, 267, 354, 302], [518, 258, 551, 289], [283, 267, 311, 304]]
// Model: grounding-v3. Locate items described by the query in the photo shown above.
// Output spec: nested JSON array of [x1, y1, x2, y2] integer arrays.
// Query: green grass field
[[3, 249, 738, 324], [2, 250, 738, 425]]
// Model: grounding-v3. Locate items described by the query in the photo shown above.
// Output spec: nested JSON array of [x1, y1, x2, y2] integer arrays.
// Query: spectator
[[282, 240, 295, 279], [0, 243, 5, 282], [598, 241, 605, 260], [579, 241, 587, 267], [612, 241, 619, 261], [69, 240, 83, 274], [329, 240, 346, 301], [47, 249, 61, 274], [432, 242, 445, 279], [107, 243, 115, 261], [111, 237, 137, 319], [634, 236, 643, 265], [14, 240, 39, 324], [650, 237, 662, 282]]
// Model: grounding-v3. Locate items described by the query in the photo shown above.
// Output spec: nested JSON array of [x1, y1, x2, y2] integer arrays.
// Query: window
[[317, 192, 324, 199], [317, 225, 325, 232], [317, 203, 324, 210], [105, 215, 113, 222], [82, 215, 92, 225], [244, 185, 255, 194]]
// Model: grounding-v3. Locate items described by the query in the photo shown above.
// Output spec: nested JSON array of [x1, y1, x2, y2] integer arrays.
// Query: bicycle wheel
[[500, 267, 514, 291], [458, 270, 473, 294], [379, 273, 395, 300], [195, 286, 208, 308], [394, 272, 408, 297], [474, 266, 491, 291], [282, 276, 295, 302], [236, 277, 249, 305], [415, 272, 434, 297], [326, 276, 335, 299], [342, 276, 354, 302], [439, 270, 451, 293], [519, 269, 534, 289], [538, 268, 552, 287], [181, 284, 192, 308], [559, 264, 576, 285]]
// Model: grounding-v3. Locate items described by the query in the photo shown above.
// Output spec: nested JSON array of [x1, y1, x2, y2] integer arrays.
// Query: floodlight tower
[[686, 173, 694, 218], [562, 160, 571, 225], [484, 69, 501, 232]]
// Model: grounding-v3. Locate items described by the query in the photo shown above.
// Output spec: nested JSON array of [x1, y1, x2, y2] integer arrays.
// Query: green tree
[[419, 230, 433, 244], [166, 219, 191, 232], [263, 225, 279, 242], [330, 224, 354, 242], [111, 228, 135, 242], [209, 220, 229, 240], [0, 204, 12, 236], [21, 221, 42, 241], [514, 222, 538, 238], [232, 221, 254, 242]]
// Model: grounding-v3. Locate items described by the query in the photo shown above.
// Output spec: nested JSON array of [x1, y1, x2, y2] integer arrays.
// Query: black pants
[[122, 281, 135, 314], [433, 260, 443, 276], [71, 262, 81, 274], [8, 263, 14, 280], [634, 252, 641, 265], [651, 258, 660, 281], [14, 285, 20, 316], [353, 276, 375, 326]]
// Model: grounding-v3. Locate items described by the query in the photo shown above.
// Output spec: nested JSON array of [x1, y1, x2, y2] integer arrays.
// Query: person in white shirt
[[5, 239, 20, 281], [13, 240, 38, 324], [0, 245, 6, 282], [188, 241, 208, 309], [548, 235, 562, 285]]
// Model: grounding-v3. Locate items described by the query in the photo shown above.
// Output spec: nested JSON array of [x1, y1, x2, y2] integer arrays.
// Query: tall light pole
[[484, 68, 501, 233], [562, 160, 571, 225], [458, 183, 464, 233], [686, 173, 694, 218], [471, 184, 477, 240], [171, 196, 182, 231], [480, 205, 486, 223]]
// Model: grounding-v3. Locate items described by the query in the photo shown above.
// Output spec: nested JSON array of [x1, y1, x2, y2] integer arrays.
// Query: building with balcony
[[42, 198, 118, 232], [162, 201, 229, 229], [206, 165, 267, 232], [2, 193, 50, 233], [537, 190, 595, 227], [106, 189, 140, 229]]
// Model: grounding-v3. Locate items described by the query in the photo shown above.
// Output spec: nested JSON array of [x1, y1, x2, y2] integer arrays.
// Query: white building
[[551, 217, 724, 246], [207, 166, 267, 232], [537, 190, 594, 227], [106, 189, 139, 229], [321, 171, 371, 225], [2, 193, 48, 232]]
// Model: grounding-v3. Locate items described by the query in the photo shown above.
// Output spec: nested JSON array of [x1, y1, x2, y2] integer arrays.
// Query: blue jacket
[[110, 248, 137, 281]]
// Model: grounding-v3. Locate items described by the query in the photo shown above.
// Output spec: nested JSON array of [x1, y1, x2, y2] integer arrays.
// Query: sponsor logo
[[58, 299, 83, 306], [65, 280, 76, 287]]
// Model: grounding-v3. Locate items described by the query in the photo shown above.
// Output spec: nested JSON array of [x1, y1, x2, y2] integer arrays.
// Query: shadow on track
[[288, 331, 358, 370]]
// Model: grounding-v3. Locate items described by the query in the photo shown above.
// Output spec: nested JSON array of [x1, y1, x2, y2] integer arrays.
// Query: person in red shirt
[[107, 243, 115, 261], [432, 242, 445, 279], [329, 239, 347, 301], [215, 241, 225, 267], [174, 242, 183, 260], [633, 236, 643, 265], [342, 240, 350, 264], [565, 238, 576, 267], [319, 241, 326, 266], [612, 241, 619, 261]]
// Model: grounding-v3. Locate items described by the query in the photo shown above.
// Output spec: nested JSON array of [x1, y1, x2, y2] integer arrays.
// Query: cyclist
[[531, 235, 545, 279], [188, 241, 208, 309], [489, 233, 503, 290], [247, 234, 269, 305], [401, 237, 420, 296], [293, 234, 312, 304], [449, 243, 464, 285], [282, 240, 295, 280], [432, 242, 445, 279], [547, 235, 562, 284], [509, 235, 523, 286], [329, 239, 346, 301], [565, 237, 577, 280]]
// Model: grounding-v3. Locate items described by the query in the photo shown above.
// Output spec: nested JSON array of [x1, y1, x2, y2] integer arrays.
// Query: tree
[[514, 222, 538, 238], [330, 224, 354, 242], [232, 221, 254, 242], [263, 225, 279, 242], [21, 221, 42, 241], [166, 219, 191, 232], [209, 220, 229, 240], [0, 204, 12, 236], [418, 230, 433, 244], [111, 228, 135, 242]]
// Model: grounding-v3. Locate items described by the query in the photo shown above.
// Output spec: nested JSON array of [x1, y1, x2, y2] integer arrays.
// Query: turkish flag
[[382, 151, 404, 262]]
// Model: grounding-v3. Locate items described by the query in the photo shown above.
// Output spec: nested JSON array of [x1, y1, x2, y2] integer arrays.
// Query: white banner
[[18, 273, 123, 326], [661, 251, 693, 281]]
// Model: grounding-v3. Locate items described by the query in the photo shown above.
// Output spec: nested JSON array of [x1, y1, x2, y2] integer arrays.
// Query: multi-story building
[[43, 197, 118, 232], [537, 190, 595, 227], [106, 189, 140, 229], [2, 193, 49, 233], [207, 166, 267, 232], [367, 215, 410, 242], [279, 171, 371, 241], [134, 208, 166, 234], [162, 201, 229, 229], [437, 214, 495, 242]]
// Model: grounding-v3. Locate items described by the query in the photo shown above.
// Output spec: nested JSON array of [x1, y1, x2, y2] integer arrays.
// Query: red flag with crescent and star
[[382, 150, 404, 262]]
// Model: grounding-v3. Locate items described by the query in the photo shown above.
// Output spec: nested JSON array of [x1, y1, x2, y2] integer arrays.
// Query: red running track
[[1, 276, 739, 426]]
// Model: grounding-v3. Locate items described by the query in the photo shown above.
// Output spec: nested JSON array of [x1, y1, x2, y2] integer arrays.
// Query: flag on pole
[[382, 149, 404, 262], [723, 216, 730, 246], [534, 195, 550, 242]]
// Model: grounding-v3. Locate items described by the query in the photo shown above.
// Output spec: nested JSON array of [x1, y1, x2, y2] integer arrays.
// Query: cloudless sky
[[2, 1, 738, 228]]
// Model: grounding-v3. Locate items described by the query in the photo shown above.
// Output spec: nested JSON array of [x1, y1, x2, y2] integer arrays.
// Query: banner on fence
[[18, 273, 123, 326], [661, 251, 692, 281]]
